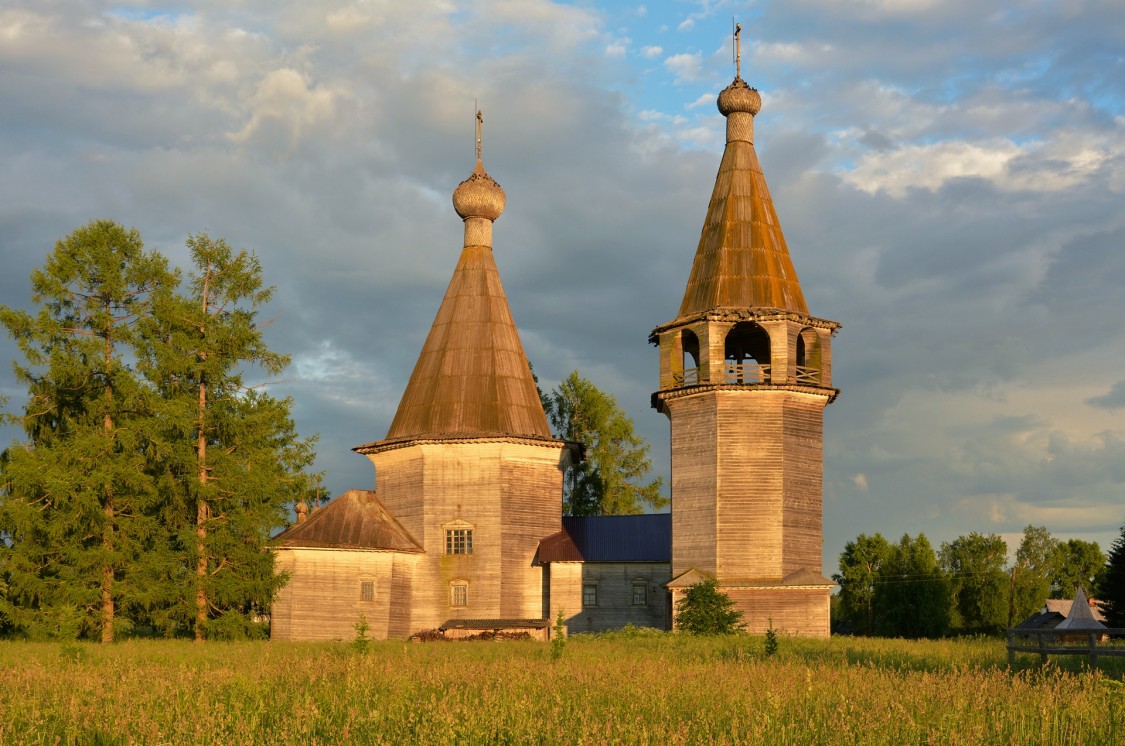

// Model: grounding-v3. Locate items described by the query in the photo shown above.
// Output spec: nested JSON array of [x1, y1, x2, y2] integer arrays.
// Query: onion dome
[[452, 159, 505, 221], [717, 76, 762, 117]]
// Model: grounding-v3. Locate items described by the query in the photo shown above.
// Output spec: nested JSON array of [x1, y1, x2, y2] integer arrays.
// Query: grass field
[[1, 631, 1122, 745]]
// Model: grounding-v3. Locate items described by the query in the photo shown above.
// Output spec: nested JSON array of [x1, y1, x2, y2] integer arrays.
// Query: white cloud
[[664, 51, 703, 83], [228, 68, 338, 150], [686, 93, 713, 110], [641, 45, 663, 58]]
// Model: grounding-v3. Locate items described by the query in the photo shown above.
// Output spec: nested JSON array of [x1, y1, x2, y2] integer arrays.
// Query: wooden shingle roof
[[359, 154, 553, 447], [677, 77, 808, 319], [273, 490, 422, 552]]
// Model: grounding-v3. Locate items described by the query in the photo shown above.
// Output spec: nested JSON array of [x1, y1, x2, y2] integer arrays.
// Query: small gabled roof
[[440, 618, 550, 630], [666, 567, 716, 589], [538, 514, 671, 563], [1055, 587, 1107, 630], [273, 490, 422, 552]]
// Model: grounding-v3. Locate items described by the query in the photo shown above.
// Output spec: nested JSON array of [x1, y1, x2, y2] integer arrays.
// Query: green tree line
[[0, 221, 318, 642], [833, 523, 1124, 637]]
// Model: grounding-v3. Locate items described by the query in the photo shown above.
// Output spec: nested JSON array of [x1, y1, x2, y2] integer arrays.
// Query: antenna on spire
[[733, 19, 742, 79], [476, 108, 483, 161]]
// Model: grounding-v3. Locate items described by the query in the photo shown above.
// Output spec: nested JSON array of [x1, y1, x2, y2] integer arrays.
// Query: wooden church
[[270, 52, 839, 640]]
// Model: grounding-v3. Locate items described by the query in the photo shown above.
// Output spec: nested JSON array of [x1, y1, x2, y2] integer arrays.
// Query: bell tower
[[653, 30, 840, 637]]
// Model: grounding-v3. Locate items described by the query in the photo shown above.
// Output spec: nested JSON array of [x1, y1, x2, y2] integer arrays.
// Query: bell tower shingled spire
[[653, 33, 840, 638]]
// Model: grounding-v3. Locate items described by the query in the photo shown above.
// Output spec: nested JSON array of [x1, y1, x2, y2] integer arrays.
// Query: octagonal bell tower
[[653, 34, 840, 637]]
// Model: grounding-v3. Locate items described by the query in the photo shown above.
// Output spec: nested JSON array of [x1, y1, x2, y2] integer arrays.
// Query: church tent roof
[[355, 143, 555, 450], [676, 76, 808, 320]]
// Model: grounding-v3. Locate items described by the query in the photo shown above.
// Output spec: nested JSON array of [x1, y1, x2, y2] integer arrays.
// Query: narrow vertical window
[[360, 580, 375, 601], [451, 583, 468, 607], [632, 582, 647, 606], [583, 584, 598, 608]]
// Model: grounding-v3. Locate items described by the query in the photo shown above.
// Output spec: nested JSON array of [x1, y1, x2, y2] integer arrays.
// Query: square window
[[446, 528, 473, 555], [451, 583, 468, 607], [360, 580, 375, 601], [583, 584, 598, 607], [632, 583, 646, 606]]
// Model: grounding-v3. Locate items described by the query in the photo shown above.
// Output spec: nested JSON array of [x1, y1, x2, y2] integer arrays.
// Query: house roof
[[538, 514, 671, 563], [356, 152, 553, 448], [440, 618, 550, 630], [273, 490, 422, 552], [675, 76, 808, 320], [1054, 586, 1107, 630]]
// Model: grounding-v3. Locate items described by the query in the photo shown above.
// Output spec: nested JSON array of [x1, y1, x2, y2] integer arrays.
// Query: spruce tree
[[1099, 523, 1125, 627], [141, 234, 314, 640], [0, 220, 174, 641]]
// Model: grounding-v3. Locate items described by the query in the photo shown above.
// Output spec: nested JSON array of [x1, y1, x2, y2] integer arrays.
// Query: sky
[[1, 0, 1123, 575]]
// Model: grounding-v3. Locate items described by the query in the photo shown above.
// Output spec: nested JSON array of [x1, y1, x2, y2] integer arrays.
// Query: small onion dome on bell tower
[[717, 76, 762, 117], [718, 76, 761, 144]]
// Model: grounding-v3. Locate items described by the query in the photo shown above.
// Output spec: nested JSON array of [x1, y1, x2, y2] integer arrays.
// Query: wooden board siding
[[723, 587, 830, 638], [500, 455, 564, 618], [550, 562, 671, 634], [366, 447, 426, 546], [714, 390, 784, 580], [271, 548, 417, 641], [667, 388, 827, 581], [781, 399, 824, 574], [368, 440, 565, 634], [667, 396, 718, 576]]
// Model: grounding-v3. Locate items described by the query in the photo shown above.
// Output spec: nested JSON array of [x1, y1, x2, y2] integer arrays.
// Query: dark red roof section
[[273, 490, 423, 552], [538, 514, 671, 563]]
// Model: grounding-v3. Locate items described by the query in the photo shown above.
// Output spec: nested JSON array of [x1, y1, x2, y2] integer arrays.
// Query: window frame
[[360, 580, 375, 602], [450, 581, 469, 607], [443, 520, 475, 556], [632, 582, 647, 606], [582, 583, 598, 608]]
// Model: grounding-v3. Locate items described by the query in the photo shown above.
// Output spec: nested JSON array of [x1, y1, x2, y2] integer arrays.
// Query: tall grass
[[0, 634, 1120, 744]]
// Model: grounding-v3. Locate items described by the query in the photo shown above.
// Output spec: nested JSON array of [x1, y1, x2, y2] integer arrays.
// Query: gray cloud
[[2, 0, 1123, 572]]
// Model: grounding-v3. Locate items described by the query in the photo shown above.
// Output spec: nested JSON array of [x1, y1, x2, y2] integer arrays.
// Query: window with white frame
[[360, 580, 375, 602], [583, 584, 598, 607], [450, 582, 468, 607], [632, 582, 647, 606], [445, 527, 473, 555]]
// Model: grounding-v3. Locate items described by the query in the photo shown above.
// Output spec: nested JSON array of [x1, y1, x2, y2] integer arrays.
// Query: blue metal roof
[[539, 514, 671, 563]]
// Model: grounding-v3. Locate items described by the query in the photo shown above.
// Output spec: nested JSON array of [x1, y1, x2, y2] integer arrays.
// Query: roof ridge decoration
[[380, 112, 553, 442], [675, 27, 809, 319]]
